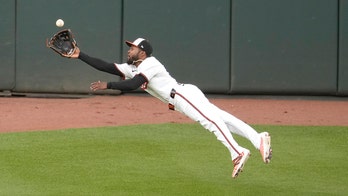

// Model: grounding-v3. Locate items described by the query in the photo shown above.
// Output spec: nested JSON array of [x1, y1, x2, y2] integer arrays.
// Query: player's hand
[[90, 81, 107, 91], [69, 46, 81, 59]]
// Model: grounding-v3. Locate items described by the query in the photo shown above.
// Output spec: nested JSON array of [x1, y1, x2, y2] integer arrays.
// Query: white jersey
[[115, 56, 178, 103]]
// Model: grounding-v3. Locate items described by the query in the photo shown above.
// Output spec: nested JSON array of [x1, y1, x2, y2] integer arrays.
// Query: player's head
[[125, 38, 153, 57], [125, 38, 153, 65]]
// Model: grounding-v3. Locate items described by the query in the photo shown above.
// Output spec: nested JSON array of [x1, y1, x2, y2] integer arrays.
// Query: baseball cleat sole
[[260, 132, 272, 163], [232, 149, 250, 178]]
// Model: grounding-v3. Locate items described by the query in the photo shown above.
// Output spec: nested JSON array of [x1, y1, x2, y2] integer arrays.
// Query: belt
[[168, 88, 176, 110], [170, 88, 176, 98]]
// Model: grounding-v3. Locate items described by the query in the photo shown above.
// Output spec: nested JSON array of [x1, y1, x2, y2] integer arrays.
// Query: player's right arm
[[90, 74, 147, 91]]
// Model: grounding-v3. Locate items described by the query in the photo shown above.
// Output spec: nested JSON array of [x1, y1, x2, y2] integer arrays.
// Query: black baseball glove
[[46, 29, 77, 58]]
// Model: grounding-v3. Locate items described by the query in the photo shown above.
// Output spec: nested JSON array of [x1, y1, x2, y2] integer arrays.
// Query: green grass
[[0, 124, 347, 195]]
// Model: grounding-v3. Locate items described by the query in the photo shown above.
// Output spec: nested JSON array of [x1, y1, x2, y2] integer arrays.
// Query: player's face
[[127, 46, 142, 64]]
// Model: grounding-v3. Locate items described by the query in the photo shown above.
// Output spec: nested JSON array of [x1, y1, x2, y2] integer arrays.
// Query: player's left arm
[[78, 52, 124, 77], [90, 74, 147, 91]]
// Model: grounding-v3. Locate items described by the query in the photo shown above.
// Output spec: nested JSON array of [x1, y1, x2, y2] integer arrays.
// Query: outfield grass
[[0, 124, 347, 195]]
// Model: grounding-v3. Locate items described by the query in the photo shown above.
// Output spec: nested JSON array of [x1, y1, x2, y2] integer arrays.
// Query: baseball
[[56, 19, 64, 27]]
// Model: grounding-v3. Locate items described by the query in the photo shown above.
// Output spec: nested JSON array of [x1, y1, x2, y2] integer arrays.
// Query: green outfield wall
[[0, 0, 347, 96], [339, 0, 348, 95], [0, 0, 15, 91]]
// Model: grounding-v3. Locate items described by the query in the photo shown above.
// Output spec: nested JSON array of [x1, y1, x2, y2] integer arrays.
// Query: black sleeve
[[107, 74, 147, 91], [78, 52, 124, 77]]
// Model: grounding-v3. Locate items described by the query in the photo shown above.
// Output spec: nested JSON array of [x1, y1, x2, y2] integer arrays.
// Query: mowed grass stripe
[[0, 124, 347, 195]]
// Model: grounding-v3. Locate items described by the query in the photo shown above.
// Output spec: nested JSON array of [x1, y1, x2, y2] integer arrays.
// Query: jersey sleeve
[[114, 63, 134, 80], [137, 58, 161, 82]]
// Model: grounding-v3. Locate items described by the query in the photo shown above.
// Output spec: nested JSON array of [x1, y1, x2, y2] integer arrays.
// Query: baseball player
[[68, 38, 272, 178]]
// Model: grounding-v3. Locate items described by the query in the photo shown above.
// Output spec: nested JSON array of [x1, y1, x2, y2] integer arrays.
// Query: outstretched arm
[[70, 47, 123, 76], [78, 52, 123, 76]]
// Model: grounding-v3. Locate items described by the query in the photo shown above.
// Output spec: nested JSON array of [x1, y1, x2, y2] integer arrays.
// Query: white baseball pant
[[169, 84, 261, 160]]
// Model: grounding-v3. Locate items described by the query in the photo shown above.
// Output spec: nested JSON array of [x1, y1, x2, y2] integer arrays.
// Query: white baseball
[[56, 19, 64, 27]]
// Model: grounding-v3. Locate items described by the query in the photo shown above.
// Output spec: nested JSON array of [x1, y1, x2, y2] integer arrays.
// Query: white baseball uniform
[[115, 56, 261, 160]]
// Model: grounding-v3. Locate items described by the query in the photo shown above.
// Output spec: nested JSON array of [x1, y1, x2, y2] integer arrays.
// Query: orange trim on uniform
[[139, 73, 149, 90], [168, 103, 175, 110]]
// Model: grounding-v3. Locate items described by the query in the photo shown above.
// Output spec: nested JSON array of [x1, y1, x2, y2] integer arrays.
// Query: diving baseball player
[[67, 38, 272, 179]]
